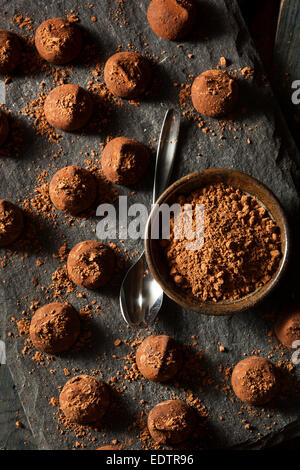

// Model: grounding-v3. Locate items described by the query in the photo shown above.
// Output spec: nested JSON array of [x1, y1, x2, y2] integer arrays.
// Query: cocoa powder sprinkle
[[164, 183, 282, 302]]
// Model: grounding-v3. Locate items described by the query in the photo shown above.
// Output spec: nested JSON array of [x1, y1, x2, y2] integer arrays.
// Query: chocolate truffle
[[147, 400, 196, 445], [101, 137, 150, 186], [67, 240, 115, 289], [275, 305, 300, 348], [0, 110, 9, 146], [29, 302, 80, 354], [104, 52, 152, 99], [49, 165, 97, 215], [97, 446, 120, 450], [35, 18, 82, 65], [59, 375, 110, 425], [136, 335, 182, 382], [147, 0, 196, 41], [0, 29, 21, 74], [191, 69, 239, 117], [0, 199, 24, 247], [44, 84, 93, 131], [231, 356, 278, 405]]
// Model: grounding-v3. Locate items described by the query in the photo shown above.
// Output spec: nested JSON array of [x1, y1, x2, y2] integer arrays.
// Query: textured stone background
[[0, 0, 300, 450]]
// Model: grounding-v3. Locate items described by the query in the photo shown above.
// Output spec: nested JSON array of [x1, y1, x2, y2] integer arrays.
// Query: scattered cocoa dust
[[23, 91, 62, 143], [3, 7, 297, 452]]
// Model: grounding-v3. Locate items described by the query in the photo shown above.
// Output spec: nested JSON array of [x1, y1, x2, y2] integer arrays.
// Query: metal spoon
[[120, 109, 181, 328]]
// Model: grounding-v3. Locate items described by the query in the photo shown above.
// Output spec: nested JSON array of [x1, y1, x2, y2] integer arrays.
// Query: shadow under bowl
[[144, 169, 290, 316]]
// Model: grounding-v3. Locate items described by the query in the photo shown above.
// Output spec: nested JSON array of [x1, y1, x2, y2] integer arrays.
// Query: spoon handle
[[152, 109, 181, 204]]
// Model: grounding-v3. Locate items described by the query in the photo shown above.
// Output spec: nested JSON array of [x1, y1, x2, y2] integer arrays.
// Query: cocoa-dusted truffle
[[59, 375, 110, 425], [35, 18, 82, 64], [29, 302, 80, 354], [275, 305, 300, 348], [104, 52, 152, 100], [148, 400, 196, 445], [0, 29, 21, 74], [147, 0, 196, 41], [101, 137, 150, 186], [191, 69, 238, 117], [49, 165, 97, 215], [97, 446, 120, 450], [67, 240, 115, 289], [0, 110, 9, 146], [44, 84, 93, 131], [0, 199, 24, 247], [136, 335, 182, 382], [231, 356, 278, 405]]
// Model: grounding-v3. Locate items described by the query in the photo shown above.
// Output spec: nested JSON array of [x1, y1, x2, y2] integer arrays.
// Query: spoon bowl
[[119, 253, 164, 327]]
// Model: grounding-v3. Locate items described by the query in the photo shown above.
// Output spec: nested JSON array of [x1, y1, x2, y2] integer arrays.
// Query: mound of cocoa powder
[[163, 182, 282, 302]]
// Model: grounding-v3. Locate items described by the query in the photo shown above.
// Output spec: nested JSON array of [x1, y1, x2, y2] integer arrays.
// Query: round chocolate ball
[[275, 305, 300, 348], [49, 165, 97, 215], [148, 400, 196, 445], [59, 375, 110, 425], [0, 110, 9, 146], [147, 0, 196, 41], [136, 335, 182, 382], [231, 356, 278, 405], [97, 446, 120, 450], [29, 302, 80, 354], [0, 29, 21, 74], [44, 84, 93, 131], [67, 240, 115, 290], [0, 199, 24, 247], [35, 18, 82, 65], [101, 137, 150, 186], [191, 69, 239, 117], [104, 52, 152, 100]]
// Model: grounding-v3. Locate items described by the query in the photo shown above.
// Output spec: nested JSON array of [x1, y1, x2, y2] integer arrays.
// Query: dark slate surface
[[0, 0, 300, 450], [0, 366, 36, 450]]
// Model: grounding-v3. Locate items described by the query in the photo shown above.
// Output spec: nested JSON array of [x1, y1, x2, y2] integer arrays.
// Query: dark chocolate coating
[[191, 69, 238, 117], [67, 240, 115, 289], [104, 52, 152, 99], [275, 305, 300, 348], [35, 17, 82, 64], [231, 356, 278, 405], [59, 375, 110, 425], [0, 199, 24, 247], [29, 302, 80, 354], [101, 136, 150, 186], [136, 335, 182, 382], [0, 110, 9, 146], [0, 29, 21, 74], [147, 400, 196, 444], [49, 165, 97, 215], [147, 0, 196, 41], [44, 84, 93, 131]]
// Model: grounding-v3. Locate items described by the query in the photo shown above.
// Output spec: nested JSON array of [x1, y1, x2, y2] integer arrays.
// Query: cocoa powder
[[2, 6, 294, 451], [163, 182, 282, 302]]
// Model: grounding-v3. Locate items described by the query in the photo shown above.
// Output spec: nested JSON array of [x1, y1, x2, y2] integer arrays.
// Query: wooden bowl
[[144, 169, 290, 316]]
